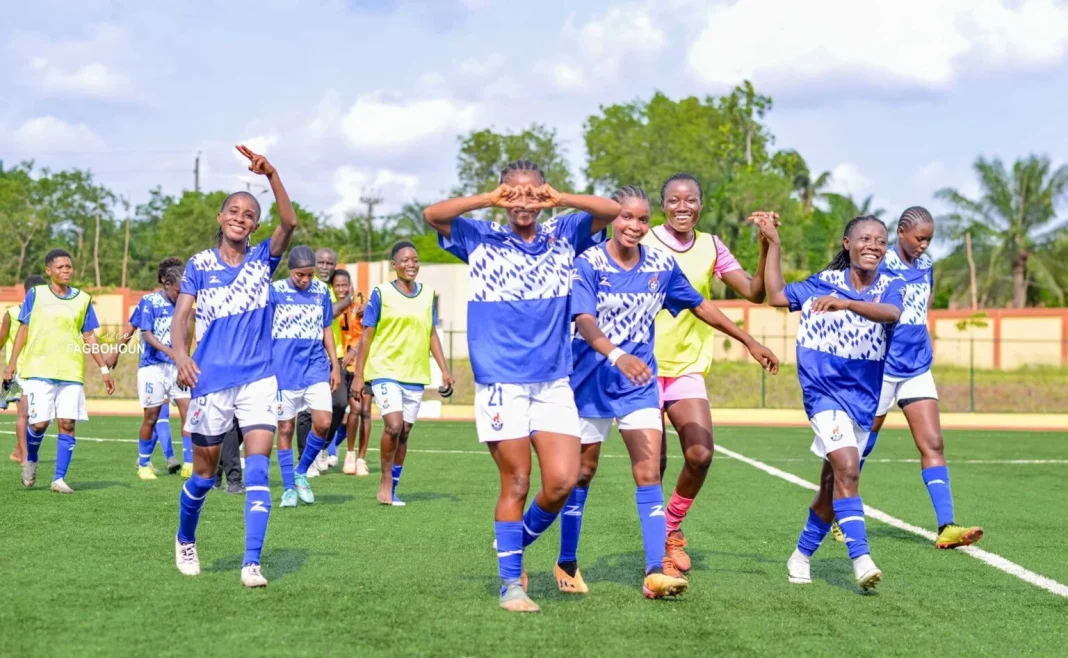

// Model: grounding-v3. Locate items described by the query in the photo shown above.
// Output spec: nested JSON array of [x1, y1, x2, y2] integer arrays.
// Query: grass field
[[1, 417, 1067, 657]]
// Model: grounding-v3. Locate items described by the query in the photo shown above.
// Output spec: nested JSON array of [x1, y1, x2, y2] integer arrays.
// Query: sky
[[2, 0, 1067, 254]]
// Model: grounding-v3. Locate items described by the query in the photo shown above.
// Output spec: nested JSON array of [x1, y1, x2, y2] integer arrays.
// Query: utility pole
[[359, 191, 383, 262], [194, 151, 201, 192], [121, 196, 131, 289]]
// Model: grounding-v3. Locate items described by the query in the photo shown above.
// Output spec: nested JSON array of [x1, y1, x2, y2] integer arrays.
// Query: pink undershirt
[[651, 225, 743, 279]]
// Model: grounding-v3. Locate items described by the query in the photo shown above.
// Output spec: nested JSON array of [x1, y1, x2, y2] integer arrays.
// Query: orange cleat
[[554, 563, 589, 594], [666, 530, 691, 573]]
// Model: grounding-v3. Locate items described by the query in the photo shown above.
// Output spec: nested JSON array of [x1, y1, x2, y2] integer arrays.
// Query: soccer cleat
[[935, 523, 984, 549], [280, 489, 298, 508], [852, 554, 882, 591], [226, 481, 245, 495], [499, 582, 540, 613], [343, 452, 357, 474], [180, 463, 193, 479], [22, 461, 37, 488], [830, 520, 845, 543], [327, 454, 339, 468], [166, 457, 182, 475], [642, 568, 689, 599], [306, 463, 321, 478], [391, 498, 407, 507], [138, 465, 158, 481], [50, 479, 74, 494], [662, 555, 686, 580], [315, 451, 330, 472], [787, 549, 812, 584], [241, 564, 268, 588], [356, 458, 369, 477], [294, 473, 314, 504], [175, 538, 200, 576], [554, 563, 589, 594], [666, 530, 692, 572]]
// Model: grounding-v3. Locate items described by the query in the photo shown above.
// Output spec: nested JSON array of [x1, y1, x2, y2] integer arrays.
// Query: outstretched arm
[[811, 297, 901, 324], [688, 301, 778, 373], [236, 145, 296, 257], [756, 221, 789, 308], [423, 186, 518, 238]]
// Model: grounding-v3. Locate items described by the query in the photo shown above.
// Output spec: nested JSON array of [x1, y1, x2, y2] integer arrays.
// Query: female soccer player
[[759, 215, 903, 591], [2, 274, 47, 464], [335, 271, 372, 476], [424, 160, 619, 613], [271, 246, 340, 508], [350, 241, 453, 506], [641, 172, 774, 572], [171, 144, 296, 588], [562, 186, 778, 599]]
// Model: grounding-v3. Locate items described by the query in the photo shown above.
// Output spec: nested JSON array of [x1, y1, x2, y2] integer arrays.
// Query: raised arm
[[236, 144, 296, 257], [756, 221, 789, 308], [688, 301, 778, 373], [574, 313, 652, 386], [423, 186, 515, 238]]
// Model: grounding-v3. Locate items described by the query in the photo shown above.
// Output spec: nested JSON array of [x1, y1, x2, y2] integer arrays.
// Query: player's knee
[[542, 475, 576, 504], [383, 422, 403, 440], [632, 461, 660, 487], [312, 423, 331, 438], [918, 434, 945, 457], [834, 468, 860, 493], [684, 444, 713, 472], [502, 473, 530, 501], [56, 419, 75, 434], [577, 463, 598, 488]]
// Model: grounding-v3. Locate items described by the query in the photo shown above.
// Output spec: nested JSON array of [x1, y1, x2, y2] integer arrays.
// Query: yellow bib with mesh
[[21, 285, 92, 383], [4, 306, 24, 371], [362, 282, 434, 385]]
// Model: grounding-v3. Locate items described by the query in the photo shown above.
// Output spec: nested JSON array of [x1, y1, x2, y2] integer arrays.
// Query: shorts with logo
[[809, 409, 871, 460], [138, 363, 191, 408], [475, 378, 581, 443], [373, 380, 423, 425], [22, 379, 88, 424], [877, 370, 938, 416], [276, 381, 333, 421], [184, 376, 278, 447], [578, 407, 663, 445]]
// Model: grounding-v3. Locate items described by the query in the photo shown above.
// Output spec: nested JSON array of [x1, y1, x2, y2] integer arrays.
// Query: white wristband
[[607, 348, 626, 366], [100, 366, 110, 375]]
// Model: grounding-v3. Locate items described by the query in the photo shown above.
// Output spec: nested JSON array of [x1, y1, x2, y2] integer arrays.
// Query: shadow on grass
[[207, 547, 312, 582], [393, 491, 462, 504], [811, 559, 879, 596], [314, 494, 355, 505], [868, 525, 932, 547], [74, 480, 130, 491]]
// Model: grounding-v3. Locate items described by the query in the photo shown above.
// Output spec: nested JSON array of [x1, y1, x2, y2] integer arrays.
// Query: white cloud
[[912, 161, 947, 186], [456, 54, 504, 78], [305, 89, 343, 140], [14, 23, 133, 100], [457, 0, 494, 8], [28, 58, 128, 98], [234, 135, 279, 161], [687, 0, 1068, 93], [534, 59, 588, 91], [827, 162, 871, 197], [339, 93, 482, 151], [13, 116, 103, 151], [327, 165, 421, 221]]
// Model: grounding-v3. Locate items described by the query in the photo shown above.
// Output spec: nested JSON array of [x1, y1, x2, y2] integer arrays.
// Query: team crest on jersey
[[190, 408, 202, 426], [380, 396, 390, 410], [830, 426, 843, 442], [491, 413, 503, 431], [648, 274, 660, 292]]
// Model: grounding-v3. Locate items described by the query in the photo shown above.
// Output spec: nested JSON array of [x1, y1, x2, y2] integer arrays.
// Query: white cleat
[[50, 478, 74, 494], [355, 458, 369, 477], [326, 454, 339, 468], [343, 452, 357, 474], [175, 538, 200, 576], [852, 554, 882, 591], [241, 564, 268, 588], [21, 461, 38, 488], [314, 451, 330, 472], [787, 549, 812, 584], [306, 463, 321, 478]]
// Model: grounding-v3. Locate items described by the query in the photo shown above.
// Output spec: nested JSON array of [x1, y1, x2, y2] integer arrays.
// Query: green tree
[[0, 162, 49, 283], [770, 150, 831, 214]]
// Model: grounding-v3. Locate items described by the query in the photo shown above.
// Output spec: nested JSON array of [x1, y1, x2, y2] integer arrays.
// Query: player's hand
[[753, 214, 781, 246], [811, 296, 852, 313], [496, 184, 537, 209], [487, 184, 518, 208], [1, 365, 14, 384], [102, 373, 116, 396], [747, 342, 779, 374], [615, 354, 653, 386], [104, 352, 119, 370], [350, 377, 365, 402], [441, 372, 455, 389], [175, 355, 200, 389], [329, 367, 340, 393], [341, 348, 357, 369], [235, 144, 276, 176], [531, 184, 563, 209]]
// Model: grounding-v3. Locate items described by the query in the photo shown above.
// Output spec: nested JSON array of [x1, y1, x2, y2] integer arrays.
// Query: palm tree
[[937, 155, 1068, 308], [771, 149, 831, 213]]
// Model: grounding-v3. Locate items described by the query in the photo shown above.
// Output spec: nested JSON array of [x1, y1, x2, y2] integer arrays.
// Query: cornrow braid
[[823, 215, 885, 271], [610, 185, 649, 205], [161, 265, 183, 287], [897, 206, 934, 232], [660, 172, 704, 206], [157, 257, 183, 284], [499, 160, 545, 184]]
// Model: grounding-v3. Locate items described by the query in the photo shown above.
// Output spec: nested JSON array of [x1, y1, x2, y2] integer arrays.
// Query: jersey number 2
[[487, 384, 503, 407]]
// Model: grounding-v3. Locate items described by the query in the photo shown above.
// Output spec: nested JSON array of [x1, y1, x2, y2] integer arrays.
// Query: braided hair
[[499, 160, 545, 185], [659, 173, 704, 206], [897, 206, 934, 232], [157, 257, 183, 284], [215, 191, 260, 247], [824, 215, 886, 271], [611, 185, 649, 205], [160, 264, 183, 287]]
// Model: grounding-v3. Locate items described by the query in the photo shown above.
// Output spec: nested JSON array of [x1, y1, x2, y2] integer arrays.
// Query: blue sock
[[296, 432, 327, 476], [328, 425, 346, 456], [859, 431, 879, 471], [177, 474, 214, 543], [494, 521, 523, 589], [26, 427, 45, 463], [833, 497, 870, 560], [391, 465, 403, 500], [796, 508, 832, 557], [922, 465, 955, 528], [558, 486, 588, 564], [138, 438, 153, 467], [181, 434, 193, 463], [636, 485, 667, 573], [54, 433, 76, 481], [277, 448, 295, 491], [521, 497, 559, 548], [243, 454, 272, 566], [156, 405, 174, 460]]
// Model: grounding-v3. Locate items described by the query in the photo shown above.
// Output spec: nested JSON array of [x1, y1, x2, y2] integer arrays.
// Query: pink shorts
[[657, 373, 709, 408]]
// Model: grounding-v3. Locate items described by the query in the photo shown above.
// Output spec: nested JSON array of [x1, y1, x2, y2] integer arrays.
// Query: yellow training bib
[[363, 282, 434, 385]]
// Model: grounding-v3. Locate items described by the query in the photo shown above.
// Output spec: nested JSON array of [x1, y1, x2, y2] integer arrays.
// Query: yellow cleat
[[642, 569, 689, 599], [180, 463, 193, 479], [137, 465, 157, 481], [830, 520, 845, 543], [554, 563, 589, 594], [935, 523, 984, 549]]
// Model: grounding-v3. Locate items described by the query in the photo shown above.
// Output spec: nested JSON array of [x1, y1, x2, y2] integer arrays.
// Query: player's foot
[[21, 461, 37, 488], [241, 564, 268, 588], [213, 472, 224, 491], [180, 463, 193, 479], [787, 549, 812, 584], [50, 478, 74, 494], [327, 454, 339, 468], [137, 465, 158, 480], [146, 461, 159, 475], [356, 458, 369, 477], [852, 554, 882, 591], [306, 463, 321, 478], [554, 562, 589, 594], [9, 451, 23, 463], [226, 481, 245, 495], [280, 489, 298, 508], [343, 452, 357, 474], [666, 530, 691, 572], [391, 498, 406, 507], [642, 567, 688, 599], [499, 582, 540, 613], [830, 520, 845, 543], [294, 473, 314, 504], [166, 457, 182, 475], [314, 451, 329, 472], [175, 538, 200, 576], [662, 555, 686, 580], [935, 523, 984, 549]]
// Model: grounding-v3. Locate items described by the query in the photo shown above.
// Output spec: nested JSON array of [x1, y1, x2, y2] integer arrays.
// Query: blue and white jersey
[[880, 247, 933, 379], [180, 239, 280, 398], [570, 244, 703, 418], [440, 212, 604, 384], [785, 270, 905, 430], [270, 278, 333, 391], [131, 291, 176, 368]]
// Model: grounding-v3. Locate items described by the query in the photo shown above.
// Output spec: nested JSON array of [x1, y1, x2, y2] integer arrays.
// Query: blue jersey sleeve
[[82, 302, 100, 333], [880, 277, 906, 317], [663, 262, 704, 317], [438, 217, 490, 263], [180, 260, 201, 297], [132, 298, 154, 332], [570, 259, 598, 319], [432, 294, 439, 326], [784, 275, 822, 313], [555, 212, 604, 255], [18, 288, 36, 324], [249, 240, 280, 275], [362, 288, 382, 328], [320, 289, 333, 329]]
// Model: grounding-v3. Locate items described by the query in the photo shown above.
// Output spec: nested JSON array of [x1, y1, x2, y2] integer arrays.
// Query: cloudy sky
[[3, 0, 1067, 240]]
